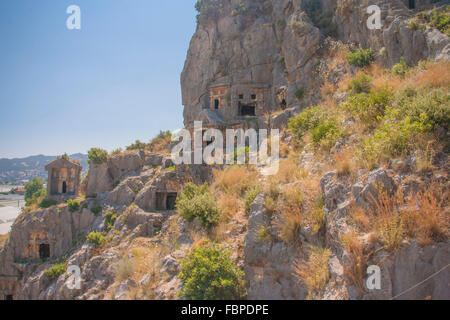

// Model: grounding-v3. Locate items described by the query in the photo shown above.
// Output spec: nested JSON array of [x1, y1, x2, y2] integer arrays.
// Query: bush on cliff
[[105, 210, 118, 232], [347, 47, 374, 68], [87, 231, 106, 247], [177, 183, 220, 228], [88, 148, 108, 165], [288, 106, 342, 150], [39, 199, 57, 209], [44, 263, 67, 280], [179, 244, 245, 300], [67, 199, 80, 212], [126, 140, 147, 151]]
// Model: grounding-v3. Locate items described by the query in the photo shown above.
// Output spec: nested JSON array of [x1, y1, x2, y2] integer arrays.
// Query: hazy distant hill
[[0, 153, 88, 184]]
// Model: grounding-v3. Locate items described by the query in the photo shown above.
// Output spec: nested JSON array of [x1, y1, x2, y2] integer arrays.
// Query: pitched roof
[[45, 158, 82, 171]]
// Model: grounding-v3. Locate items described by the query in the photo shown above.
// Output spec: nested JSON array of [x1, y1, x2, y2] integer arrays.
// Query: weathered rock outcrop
[[181, 0, 449, 128], [244, 194, 308, 299], [334, 0, 450, 67], [86, 163, 114, 197], [320, 168, 450, 300]]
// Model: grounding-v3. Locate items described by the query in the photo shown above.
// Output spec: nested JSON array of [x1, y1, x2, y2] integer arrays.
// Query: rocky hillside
[[0, 0, 449, 300]]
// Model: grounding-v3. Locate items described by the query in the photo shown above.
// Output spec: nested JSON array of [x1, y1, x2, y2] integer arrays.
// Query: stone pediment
[[45, 158, 82, 171]]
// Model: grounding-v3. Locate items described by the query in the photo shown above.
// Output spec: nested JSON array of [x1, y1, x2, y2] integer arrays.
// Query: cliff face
[[0, 0, 449, 301], [181, 0, 322, 127], [181, 0, 449, 127]]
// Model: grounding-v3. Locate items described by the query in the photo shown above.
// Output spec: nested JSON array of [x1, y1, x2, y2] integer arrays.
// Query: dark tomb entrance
[[409, 0, 415, 9], [39, 243, 50, 259], [240, 105, 256, 116], [62, 181, 67, 194], [166, 193, 178, 210]]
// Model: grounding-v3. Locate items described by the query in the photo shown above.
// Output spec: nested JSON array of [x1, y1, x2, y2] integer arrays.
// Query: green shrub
[[177, 183, 220, 228], [288, 106, 325, 139], [44, 263, 67, 280], [105, 211, 118, 232], [67, 199, 80, 212], [348, 73, 372, 95], [39, 199, 57, 209], [288, 106, 342, 150], [179, 244, 245, 300], [393, 89, 450, 131], [87, 231, 106, 247], [347, 47, 375, 67], [295, 87, 306, 101], [24, 178, 46, 207], [406, 18, 425, 31], [126, 140, 147, 151], [392, 57, 409, 76], [359, 107, 432, 167], [429, 7, 450, 36], [342, 88, 392, 128], [88, 148, 108, 165], [244, 186, 261, 216], [91, 204, 103, 216], [311, 118, 342, 150]]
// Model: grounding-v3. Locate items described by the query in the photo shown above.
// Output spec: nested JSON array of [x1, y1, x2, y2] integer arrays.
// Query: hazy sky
[[0, 0, 197, 158]]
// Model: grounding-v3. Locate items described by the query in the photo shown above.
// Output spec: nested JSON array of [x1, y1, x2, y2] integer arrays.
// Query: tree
[[24, 178, 46, 206], [88, 148, 108, 165]]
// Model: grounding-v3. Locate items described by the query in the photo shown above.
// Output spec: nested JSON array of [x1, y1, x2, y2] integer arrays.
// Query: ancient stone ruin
[[45, 157, 82, 202]]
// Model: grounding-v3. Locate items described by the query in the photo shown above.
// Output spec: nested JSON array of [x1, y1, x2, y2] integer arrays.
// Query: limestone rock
[[86, 163, 114, 197], [106, 177, 144, 206]]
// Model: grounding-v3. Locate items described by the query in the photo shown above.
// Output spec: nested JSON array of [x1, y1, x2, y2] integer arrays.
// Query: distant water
[[0, 206, 21, 235]]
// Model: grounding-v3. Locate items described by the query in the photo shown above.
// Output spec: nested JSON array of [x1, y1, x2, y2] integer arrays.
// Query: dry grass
[[268, 157, 307, 185], [415, 146, 434, 173], [293, 245, 330, 299], [213, 166, 258, 196], [350, 205, 371, 232], [256, 226, 272, 243], [264, 196, 277, 214], [337, 73, 353, 92], [307, 196, 326, 234], [279, 140, 290, 158], [327, 42, 350, 70], [218, 193, 241, 222], [321, 81, 336, 100], [351, 187, 449, 250], [147, 134, 172, 154], [113, 255, 134, 283], [334, 149, 356, 177], [342, 232, 367, 297], [400, 189, 449, 247], [373, 60, 450, 92], [281, 185, 303, 208], [0, 233, 9, 248], [412, 60, 450, 89], [272, 204, 303, 245], [368, 190, 406, 252]]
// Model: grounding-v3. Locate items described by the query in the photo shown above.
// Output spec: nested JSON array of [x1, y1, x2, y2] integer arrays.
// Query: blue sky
[[0, 0, 197, 158]]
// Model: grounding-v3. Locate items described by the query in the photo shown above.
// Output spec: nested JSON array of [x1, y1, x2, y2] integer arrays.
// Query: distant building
[[45, 157, 82, 202], [11, 187, 25, 195]]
